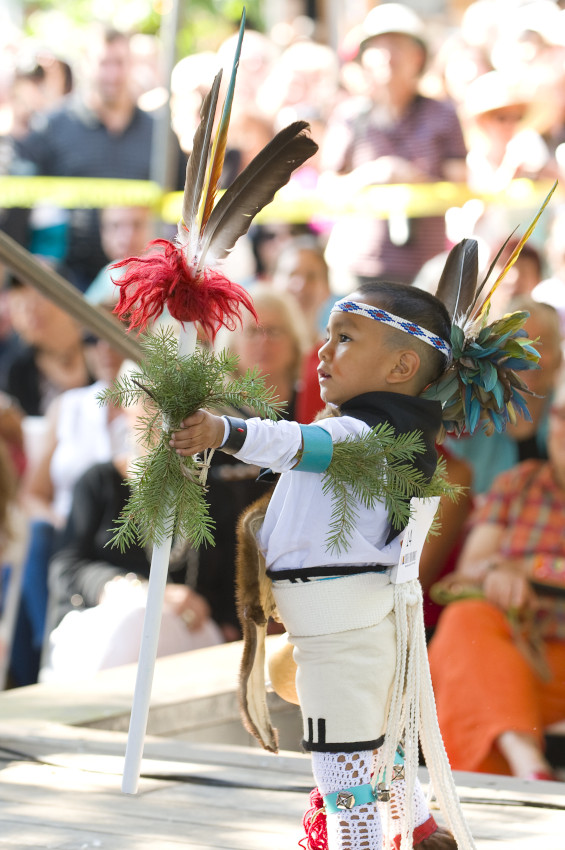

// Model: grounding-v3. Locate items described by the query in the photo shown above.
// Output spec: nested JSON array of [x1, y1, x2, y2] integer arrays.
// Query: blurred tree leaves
[[21, 0, 264, 56]]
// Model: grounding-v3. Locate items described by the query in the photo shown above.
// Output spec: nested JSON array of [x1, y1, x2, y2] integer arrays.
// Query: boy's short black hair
[[353, 280, 452, 388]]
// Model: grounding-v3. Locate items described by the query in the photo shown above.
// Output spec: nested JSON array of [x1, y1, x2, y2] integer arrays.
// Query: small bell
[[336, 791, 356, 810], [392, 763, 405, 782], [376, 782, 391, 803]]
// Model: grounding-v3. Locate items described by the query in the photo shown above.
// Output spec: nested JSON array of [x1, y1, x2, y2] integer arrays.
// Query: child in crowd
[[171, 280, 471, 850]]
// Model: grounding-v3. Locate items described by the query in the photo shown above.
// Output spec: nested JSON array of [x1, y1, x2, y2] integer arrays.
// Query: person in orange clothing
[[428, 394, 565, 780]]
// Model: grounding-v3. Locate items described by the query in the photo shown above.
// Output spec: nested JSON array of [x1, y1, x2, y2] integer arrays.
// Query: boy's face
[[318, 307, 403, 406]]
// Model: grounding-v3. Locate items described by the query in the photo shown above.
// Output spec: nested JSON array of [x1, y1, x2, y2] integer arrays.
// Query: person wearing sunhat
[[462, 68, 558, 194], [321, 3, 467, 286]]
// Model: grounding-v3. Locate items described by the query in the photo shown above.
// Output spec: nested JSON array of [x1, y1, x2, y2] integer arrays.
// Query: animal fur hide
[[235, 491, 281, 752]]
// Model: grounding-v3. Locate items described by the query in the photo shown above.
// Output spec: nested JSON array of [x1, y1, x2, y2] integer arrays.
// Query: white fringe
[[372, 579, 477, 850]]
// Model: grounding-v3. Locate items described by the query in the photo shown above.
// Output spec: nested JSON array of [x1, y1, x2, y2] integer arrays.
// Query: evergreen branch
[[322, 426, 461, 556], [131, 378, 159, 404], [109, 440, 216, 551], [96, 372, 147, 409], [211, 367, 287, 419], [100, 325, 284, 550]]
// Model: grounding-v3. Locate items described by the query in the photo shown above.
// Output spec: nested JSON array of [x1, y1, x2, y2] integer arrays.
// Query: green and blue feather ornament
[[425, 182, 557, 436]]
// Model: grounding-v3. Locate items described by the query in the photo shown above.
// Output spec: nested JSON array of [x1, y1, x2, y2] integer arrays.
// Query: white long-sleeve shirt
[[230, 416, 401, 573]]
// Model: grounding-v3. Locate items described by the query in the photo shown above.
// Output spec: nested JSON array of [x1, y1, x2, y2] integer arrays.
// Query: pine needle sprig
[[322, 424, 461, 555], [110, 440, 216, 552], [98, 325, 285, 551], [214, 365, 288, 420], [98, 326, 285, 428]]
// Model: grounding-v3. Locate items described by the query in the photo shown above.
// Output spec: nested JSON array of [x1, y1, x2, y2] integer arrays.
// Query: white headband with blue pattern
[[331, 298, 452, 361]]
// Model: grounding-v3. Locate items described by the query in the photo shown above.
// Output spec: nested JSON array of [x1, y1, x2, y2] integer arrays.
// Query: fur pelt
[[235, 491, 280, 752]]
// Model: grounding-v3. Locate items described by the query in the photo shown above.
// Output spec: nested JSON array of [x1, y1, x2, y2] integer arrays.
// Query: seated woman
[[271, 234, 337, 424], [419, 444, 473, 637], [9, 317, 128, 686], [428, 391, 565, 779], [215, 285, 308, 421], [2, 271, 91, 417]]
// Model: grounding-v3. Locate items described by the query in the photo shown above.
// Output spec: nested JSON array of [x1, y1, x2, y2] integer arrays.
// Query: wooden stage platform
[[0, 640, 563, 849]]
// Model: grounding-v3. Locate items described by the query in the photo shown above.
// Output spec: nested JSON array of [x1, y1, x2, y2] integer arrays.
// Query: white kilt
[[271, 571, 396, 752]]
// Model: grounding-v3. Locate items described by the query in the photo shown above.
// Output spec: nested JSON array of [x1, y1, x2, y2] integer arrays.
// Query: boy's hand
[[169, 410, 225, 456]]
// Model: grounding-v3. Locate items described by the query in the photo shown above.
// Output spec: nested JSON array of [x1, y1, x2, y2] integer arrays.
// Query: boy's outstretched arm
[[170, 410, 225, 456]]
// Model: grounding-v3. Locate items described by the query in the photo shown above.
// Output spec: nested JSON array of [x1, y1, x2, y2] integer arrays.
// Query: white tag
[[390, 497, 440, 585]]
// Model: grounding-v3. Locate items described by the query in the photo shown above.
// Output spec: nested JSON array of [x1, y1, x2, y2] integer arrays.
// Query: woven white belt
[[272, 571, 393, 637]]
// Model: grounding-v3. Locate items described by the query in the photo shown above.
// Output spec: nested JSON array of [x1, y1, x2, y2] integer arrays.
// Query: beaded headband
[[332, 298, 452, 361]]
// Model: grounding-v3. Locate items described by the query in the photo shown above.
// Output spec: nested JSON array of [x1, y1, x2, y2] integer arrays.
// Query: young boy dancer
[[107, 14, 548, 845], [170, 280, 475, 850]]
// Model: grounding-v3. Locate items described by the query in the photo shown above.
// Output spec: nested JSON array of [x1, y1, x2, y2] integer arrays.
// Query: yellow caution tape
[[161, 179, 559, 223], [0, 176, 163, 210], [0, 175, 559, 222]]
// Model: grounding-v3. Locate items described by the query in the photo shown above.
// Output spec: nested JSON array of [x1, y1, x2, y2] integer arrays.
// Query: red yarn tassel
[[299, 788, 328, 850], [111, 239, 257, 339]]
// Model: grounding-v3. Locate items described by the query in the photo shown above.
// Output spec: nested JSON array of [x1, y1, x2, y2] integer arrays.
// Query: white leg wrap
[[312, 750, 383, 850]]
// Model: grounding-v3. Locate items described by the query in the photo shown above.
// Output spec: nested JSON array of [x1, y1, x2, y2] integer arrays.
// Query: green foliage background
[[21, 0, 264, 58]]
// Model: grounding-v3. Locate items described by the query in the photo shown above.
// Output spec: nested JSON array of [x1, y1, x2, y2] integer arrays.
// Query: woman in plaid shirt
[[429, 396, 565, 780]]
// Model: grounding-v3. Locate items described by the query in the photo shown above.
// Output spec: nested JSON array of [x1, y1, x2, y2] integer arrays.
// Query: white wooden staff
[[121, 323, 196, 794]]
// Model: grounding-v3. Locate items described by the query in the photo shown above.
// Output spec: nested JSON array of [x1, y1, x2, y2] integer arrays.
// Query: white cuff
[[220, 416, 231, 447]]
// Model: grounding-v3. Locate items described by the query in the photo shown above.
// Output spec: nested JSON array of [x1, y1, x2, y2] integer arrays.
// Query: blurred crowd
[[1, 0, 565, 780]]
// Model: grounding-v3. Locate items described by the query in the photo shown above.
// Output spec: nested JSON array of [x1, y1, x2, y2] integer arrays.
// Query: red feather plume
[[111, 239, 257, 340], [111, 12, 316, 341]]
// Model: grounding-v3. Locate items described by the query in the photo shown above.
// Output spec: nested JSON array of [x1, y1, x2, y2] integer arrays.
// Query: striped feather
[[178, 70, 222, 258], [470, 180, 557, 324], [198, 9, 246, 234]]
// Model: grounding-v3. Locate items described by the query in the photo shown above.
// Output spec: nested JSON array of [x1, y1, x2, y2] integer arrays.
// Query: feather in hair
[[434, 238, 478, 322], [425, 183, 558, 435], [463, 226, 517, 317], [468, 180, 557, 327]]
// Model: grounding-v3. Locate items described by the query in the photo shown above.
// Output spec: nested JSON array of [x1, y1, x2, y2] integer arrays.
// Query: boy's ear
[[388, 349, 421, 385]]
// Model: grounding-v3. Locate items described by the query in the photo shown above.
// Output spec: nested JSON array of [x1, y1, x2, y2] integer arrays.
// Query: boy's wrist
[[219, 416, 247, 454]]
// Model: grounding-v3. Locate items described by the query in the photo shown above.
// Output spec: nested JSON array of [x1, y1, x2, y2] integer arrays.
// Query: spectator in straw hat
[[462, 69, 558, 193], [320, 2, 467, 285]]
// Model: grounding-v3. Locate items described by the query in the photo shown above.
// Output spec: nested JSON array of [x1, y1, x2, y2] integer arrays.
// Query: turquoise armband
[[293, 424, 333, 472], [323, 783, 377, 814]]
